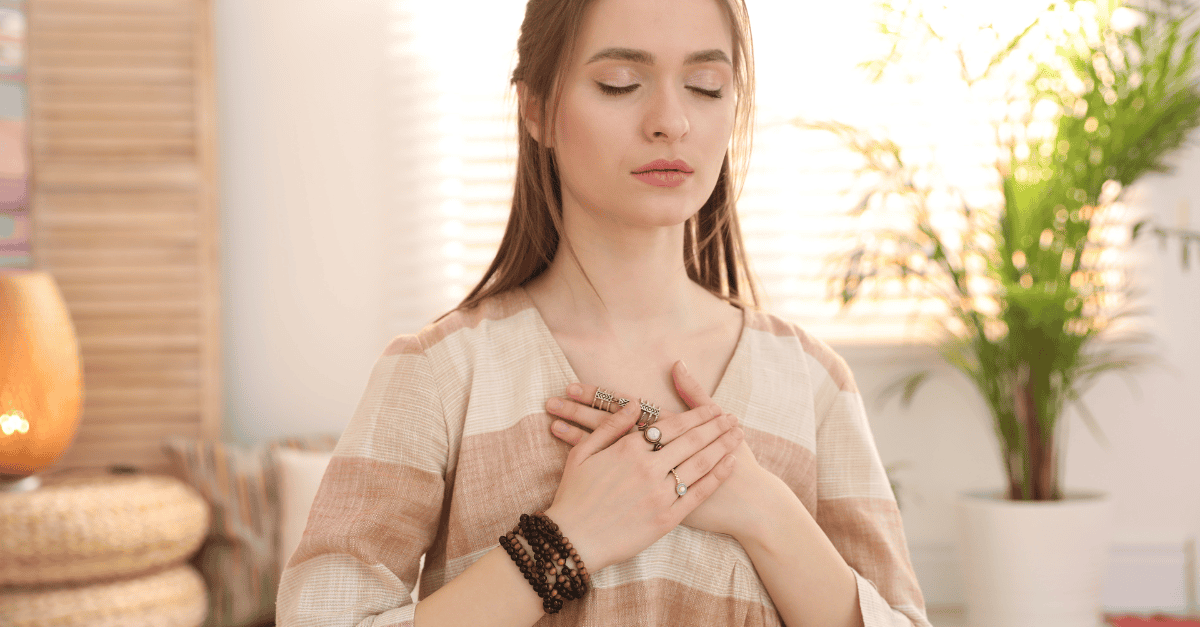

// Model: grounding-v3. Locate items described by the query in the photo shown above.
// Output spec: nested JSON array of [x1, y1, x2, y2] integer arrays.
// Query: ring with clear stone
[[670, 468, 687, 497], [643, 425, 663, 451]]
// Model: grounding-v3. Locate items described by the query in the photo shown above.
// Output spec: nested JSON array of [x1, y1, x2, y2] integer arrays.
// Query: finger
[[657, 412, 738, 471], [570, 399, 641, 461], [549, 419, 588, 447], [565, 383, 630, 414], [546, 396, 608, 431], [672, 360, 714, 409], [674, 426, 743, 486], [671, 454, 737, 515], [652, 403, 726, 445]]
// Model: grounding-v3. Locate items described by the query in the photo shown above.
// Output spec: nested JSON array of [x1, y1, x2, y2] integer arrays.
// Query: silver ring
[[670, 468, 687, 497], [593, 389, 617, 412], [643, 425, 662, 451], [636, 401, 660, 430]]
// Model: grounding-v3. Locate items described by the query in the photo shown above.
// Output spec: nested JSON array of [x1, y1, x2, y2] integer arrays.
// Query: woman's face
[[546, 0, 736, 230]]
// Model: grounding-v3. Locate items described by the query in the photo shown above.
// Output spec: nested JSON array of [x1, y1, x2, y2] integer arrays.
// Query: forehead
[[574, 0, 734, 62]]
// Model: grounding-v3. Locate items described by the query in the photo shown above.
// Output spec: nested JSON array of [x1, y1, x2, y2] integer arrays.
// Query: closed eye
[[688, 86, 723, 99], [597, 82, 638, 96]]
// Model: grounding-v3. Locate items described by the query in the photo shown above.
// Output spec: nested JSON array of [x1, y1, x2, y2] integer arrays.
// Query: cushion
[[273, 448, 332, 574], [163, 434, 339, 627], [0, 471, 209, 586], [0, 563, 208, 627]]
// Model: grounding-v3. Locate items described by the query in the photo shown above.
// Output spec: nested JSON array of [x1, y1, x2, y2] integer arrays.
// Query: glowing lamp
[[0, 270, 83, 489]]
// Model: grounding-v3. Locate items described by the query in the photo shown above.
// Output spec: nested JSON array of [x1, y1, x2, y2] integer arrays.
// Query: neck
[[528, 210, 709, 340]]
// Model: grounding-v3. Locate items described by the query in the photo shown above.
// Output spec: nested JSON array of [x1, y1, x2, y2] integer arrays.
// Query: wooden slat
[[83, 386, 201, 406], [36, 139, 196, 159], [84, 369, 201, 389], [33, 85, 194, 108], [50, 265, 199, 282], [82, 405, 201, 423], [38, 247, 201, 267], [72, 421, 205, 443], [74, 334, 201, 350], [55, 437, 193, 473], [57, 282, 200, 304]]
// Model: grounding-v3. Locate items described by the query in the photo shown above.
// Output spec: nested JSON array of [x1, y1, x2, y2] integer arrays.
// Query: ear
[[517, 82, 550, 147]]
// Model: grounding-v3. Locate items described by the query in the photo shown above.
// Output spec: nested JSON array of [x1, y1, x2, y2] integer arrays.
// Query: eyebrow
[[585, 47, 731, 66]]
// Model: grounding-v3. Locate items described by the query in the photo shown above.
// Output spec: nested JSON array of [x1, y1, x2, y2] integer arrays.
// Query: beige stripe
[[333, 351, 448, 474], [425, 308, 574, 440], [732, 326, 814, 449], [816, 391, 894, 501], [745, 309, 858, 394], [382, 289, 532, 356], [817, 497, 925, 615], [278, 552, 416, 627], [292, 456, 441, 590]]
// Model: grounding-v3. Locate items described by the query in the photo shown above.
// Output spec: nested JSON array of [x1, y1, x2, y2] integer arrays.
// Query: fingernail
[[567, 383, 582, 397], [553, 420, 568, 433], [547, 398, 562, 412], [677, 360, 688, 375]]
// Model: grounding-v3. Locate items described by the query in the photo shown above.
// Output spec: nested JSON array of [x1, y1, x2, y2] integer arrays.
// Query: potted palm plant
[[811, 1, 1200, 625]]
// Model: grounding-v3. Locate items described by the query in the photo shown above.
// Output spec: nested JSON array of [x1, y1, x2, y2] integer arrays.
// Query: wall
[[213, 0, 1200, 610], [216, 0, 392, 444]]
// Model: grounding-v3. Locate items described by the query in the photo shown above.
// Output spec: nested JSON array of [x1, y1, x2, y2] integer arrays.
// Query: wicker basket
[[0, 563, 208, 627], [0, 472, 210, 586]]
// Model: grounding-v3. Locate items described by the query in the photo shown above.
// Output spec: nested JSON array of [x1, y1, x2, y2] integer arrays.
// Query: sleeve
[[808, 342, 931, 627], [276, 336, 449, 627]]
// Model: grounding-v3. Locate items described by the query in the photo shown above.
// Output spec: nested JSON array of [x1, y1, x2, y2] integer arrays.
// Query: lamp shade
[[0, 270, 83, 477]]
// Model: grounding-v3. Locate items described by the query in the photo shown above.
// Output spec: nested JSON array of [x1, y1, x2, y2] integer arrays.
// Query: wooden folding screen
[[27, 0, 220, 471]]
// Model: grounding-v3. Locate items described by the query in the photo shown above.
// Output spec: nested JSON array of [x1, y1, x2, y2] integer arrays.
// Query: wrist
[[728, 468, 795, 548], [542, 504, 611, 573]]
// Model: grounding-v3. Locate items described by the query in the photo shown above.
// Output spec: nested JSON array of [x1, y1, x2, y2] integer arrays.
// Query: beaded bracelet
[[498, 512, 590, 614]]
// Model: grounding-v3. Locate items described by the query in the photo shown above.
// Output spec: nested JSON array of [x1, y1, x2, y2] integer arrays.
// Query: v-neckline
[[515, 285, 752, 411]]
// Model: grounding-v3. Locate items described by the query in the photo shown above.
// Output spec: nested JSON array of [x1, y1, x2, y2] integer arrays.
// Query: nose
[[642, 85, 689, 142]]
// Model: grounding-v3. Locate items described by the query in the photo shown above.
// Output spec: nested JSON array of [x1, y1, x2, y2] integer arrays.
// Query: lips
[[632, 159, 693, 188], [632, 159, 694, 174]]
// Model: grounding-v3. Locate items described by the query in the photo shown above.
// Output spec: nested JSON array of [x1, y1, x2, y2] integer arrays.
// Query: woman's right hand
[[542, 397, 742, 573]]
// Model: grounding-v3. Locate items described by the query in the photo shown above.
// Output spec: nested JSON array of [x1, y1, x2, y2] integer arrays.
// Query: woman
[[277, 0, 930, 625]]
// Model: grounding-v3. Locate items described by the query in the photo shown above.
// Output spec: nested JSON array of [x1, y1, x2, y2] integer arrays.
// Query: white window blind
[[383, 0, 1051, 343]]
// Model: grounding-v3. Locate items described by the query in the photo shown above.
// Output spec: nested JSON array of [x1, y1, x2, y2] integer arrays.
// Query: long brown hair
[[453, 0, 758, 314]]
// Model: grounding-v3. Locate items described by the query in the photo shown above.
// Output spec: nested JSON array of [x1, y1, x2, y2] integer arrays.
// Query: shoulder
[[379, 289, 538, 358], [742, 308, 858, 394]]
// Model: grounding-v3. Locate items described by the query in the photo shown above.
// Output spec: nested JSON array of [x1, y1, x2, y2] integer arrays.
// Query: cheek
[[555, 98, 612, 166]]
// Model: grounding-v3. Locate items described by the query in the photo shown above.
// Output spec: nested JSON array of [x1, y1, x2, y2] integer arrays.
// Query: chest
[[553, 327, 742, 414]]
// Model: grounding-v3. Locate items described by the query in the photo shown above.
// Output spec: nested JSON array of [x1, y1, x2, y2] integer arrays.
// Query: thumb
[[570, 398, 641, 462], [673, 360, 714, 409]]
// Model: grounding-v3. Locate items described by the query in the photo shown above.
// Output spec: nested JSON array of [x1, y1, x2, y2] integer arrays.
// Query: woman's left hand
[[546, 361, 767, 540]]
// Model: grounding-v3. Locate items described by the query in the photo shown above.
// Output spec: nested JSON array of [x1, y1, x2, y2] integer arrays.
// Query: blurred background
[[213, 0, 1198, 613]]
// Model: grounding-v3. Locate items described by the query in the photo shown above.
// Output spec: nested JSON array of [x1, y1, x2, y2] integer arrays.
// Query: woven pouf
[[0, 472, 210, 586], [0, 563, 208, 627]]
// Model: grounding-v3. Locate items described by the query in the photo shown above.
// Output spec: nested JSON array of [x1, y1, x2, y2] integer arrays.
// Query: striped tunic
[[276, 288, 929, 626]]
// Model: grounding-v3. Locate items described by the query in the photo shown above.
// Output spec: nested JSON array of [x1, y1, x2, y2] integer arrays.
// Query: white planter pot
[[956, 491, 1114, 627]]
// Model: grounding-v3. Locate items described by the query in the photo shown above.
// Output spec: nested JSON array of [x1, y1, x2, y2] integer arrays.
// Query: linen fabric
[[277, 288, 930, 627], [164, 433, 340, 627]]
